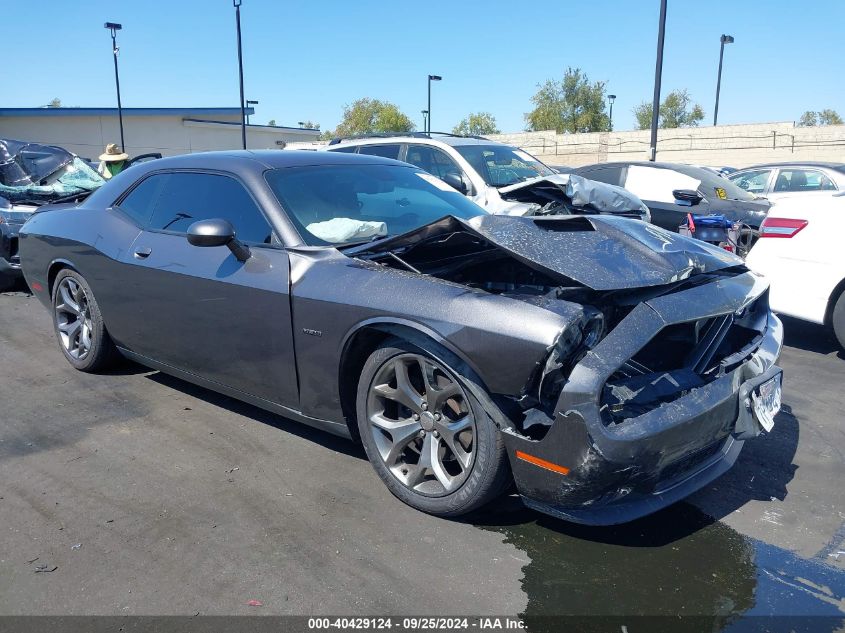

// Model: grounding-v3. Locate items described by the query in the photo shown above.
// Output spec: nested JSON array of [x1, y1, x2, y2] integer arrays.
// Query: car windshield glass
[[265, 164, 487, 246], [675, 165, 756, 201], [454, 144, 554, 187], [0, 154, 105, 205]]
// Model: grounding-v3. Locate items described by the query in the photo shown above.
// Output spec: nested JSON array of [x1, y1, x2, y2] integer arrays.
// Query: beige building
[[0, 107, 321, 160]]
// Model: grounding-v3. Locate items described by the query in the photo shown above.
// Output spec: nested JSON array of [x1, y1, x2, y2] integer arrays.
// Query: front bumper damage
[[501, 271, 783, 525]]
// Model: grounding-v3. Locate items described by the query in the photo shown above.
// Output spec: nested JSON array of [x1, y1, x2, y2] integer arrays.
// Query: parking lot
[[0, 283, 843, 624]]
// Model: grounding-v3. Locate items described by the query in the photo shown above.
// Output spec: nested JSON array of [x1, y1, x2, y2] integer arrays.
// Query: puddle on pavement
[[474, 500, 845, 632]]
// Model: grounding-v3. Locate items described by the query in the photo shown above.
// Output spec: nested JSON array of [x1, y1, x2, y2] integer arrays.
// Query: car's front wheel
[[51, 269, 119, 372], [356, 339, 510, 517]]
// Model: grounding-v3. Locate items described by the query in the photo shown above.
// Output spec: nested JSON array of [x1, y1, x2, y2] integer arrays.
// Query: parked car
[[728, 162, 845, 202], [571, 161, 772, 231], [0, 138, 106, 290], [746, 192, 845, 350], [324, 133, 650, 221], [20, 150, 783, 524]]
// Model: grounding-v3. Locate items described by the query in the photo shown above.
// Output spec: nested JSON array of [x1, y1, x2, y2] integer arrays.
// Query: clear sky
[[5, 0, 844, 133]]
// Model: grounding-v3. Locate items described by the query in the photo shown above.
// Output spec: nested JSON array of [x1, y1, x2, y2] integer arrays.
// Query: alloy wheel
[[366, 353, 476, 496], [55, 277, 93, 360]]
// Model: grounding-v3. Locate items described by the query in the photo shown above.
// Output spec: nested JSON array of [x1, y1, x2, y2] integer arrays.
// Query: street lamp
[[648, 0, 668, 161], [245, 99, 258, 124], [427, 75, 441, 134], [233, 0, 246, 149], [713, 34, 734, 126], [608, 94, 617, 131], [421, 110, 428, 132], [104, 22, 125, 150]]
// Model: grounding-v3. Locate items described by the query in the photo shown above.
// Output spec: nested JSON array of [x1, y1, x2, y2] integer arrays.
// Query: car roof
[[328, 134, 510, 148], [138, 149, 405, 170], [733, 161, 845, 173]]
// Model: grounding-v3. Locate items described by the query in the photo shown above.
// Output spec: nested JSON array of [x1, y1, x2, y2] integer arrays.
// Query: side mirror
[[187, 218, 251, 262], [442, 172, 469, 195], [672, 189, 703, 206]]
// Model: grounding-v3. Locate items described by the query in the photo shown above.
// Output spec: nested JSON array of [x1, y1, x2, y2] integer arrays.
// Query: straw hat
[[99, 143, 129, 162]]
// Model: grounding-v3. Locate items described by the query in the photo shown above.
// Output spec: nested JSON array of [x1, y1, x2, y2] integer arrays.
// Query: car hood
[[347, 214, 743, 291], [497, 173, 648, 216]]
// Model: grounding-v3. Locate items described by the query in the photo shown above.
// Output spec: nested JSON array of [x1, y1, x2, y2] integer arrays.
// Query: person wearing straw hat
[[97, 143, 129, 180]]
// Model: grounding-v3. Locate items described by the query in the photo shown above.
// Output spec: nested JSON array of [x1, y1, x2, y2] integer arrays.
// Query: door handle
[[133, 247, 152, 259]]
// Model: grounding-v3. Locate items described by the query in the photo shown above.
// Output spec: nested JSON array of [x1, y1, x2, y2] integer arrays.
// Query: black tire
[[51, 269, 120, 372], [356, 338, 510, 517], [832, 289, 845, 351]]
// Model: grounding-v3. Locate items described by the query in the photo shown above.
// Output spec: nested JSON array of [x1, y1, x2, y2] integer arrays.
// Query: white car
[[728, 162, 845, 203], [323, 133, 650, 221], [746, 193, 845, 349]]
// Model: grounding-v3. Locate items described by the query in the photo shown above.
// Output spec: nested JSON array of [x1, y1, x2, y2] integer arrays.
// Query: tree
[[299, 121, 320, 130], [633, 89, 704, 129], [46, 97, 62, 108], [525, 68, 609, 133], [267, 119, 276, 126], [452, 112, 500, 136], [798, 109, 843, 126], [328, 98, 414, 138]]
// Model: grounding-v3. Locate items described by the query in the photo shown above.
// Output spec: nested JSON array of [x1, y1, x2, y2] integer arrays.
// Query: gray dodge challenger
[[19, 150, 783, 524]]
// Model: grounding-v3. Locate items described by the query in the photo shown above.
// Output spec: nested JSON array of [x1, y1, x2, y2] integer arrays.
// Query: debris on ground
[[34, 564, 57, 573], [227, 467, 239, 473], [71, 543, 82, 550], [246, 599, 263, 607]]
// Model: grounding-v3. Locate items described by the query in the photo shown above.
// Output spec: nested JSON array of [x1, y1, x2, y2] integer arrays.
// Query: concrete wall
[[488, 121, 845, 168], [0, 114, 320, 160]]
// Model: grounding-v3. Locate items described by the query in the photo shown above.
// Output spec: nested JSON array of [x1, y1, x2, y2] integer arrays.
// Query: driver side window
[[120, 172, 274, 244]]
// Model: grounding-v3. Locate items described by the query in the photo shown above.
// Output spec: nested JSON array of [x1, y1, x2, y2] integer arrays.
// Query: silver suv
[[322, 133, 649, 221]]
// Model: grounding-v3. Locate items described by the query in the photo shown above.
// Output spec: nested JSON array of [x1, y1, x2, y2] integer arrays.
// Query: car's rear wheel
[[52, 269, 119, 372], [356, 339, 510, 516], [832, 289, 845, 351]]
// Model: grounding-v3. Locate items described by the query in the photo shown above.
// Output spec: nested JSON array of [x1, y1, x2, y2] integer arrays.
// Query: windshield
[[0, 154, 105, 206], [265, 164, 487, 246], [454, 144, 555, 187]]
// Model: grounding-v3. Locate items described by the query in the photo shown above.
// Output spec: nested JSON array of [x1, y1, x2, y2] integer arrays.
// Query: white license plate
[[751, 373, 782, 433]]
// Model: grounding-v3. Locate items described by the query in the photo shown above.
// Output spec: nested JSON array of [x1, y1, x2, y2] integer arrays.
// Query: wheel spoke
[[58, 284, 80, 315], [370, 414, 421, 465], [428, 382, 461, 412], [392, 359, 424, 412], [429, 435, 457, 491], [436, 416, 473, 469]]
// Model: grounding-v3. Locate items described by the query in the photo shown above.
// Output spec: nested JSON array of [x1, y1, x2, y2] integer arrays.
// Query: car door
[[355, 144, 402, 160], [620, 164, 698, 230], [729, 169, 774, 197], [115, 170, 299, 407], [403, 144, 471, 195]]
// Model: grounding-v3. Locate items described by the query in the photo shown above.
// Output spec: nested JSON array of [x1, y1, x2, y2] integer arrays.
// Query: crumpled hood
[[498, 173, 647, 216], [348, 214, 743, 291]]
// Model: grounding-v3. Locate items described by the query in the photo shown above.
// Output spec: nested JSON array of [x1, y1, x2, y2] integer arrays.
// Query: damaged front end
[[497, 173, 651, 222], [349, 214, 782, 524]]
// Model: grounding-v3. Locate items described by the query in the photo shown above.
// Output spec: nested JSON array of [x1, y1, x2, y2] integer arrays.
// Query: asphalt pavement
[[0, 285, 843, 627]]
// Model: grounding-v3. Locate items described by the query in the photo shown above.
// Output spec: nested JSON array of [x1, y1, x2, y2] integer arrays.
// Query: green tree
[[452, 112, 500, 136], [327, 98, 414, 138], [525, 68, 609, 133], [798, 109, 843, 126], [47, 97, 62, 108], [299, 120, 320, 130], [267, 119, 276, 126], [633, 89, 704, 129]]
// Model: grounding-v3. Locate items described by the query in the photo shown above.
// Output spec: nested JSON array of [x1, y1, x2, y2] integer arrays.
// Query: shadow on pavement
[[780, 315, 844, 359], [144, 371, 366, 460]]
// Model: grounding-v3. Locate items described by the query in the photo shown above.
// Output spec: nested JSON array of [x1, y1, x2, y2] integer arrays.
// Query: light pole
[[648, 0, 668, 161], [233, 0, 246, 149], [421, 110, 428, 132], [245, 99, 258, 124], [104, 22, 125, 150], [608, 94, 617, 131], [427, 75, 441, 134], [713, 34, 734, 126]]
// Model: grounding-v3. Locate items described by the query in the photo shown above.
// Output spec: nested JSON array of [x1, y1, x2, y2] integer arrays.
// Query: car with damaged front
[[1, 138, 105, 290], [19, 150, 784, 524], [323, 133, 651, 222]]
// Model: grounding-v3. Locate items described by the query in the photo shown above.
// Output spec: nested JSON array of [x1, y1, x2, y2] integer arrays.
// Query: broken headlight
[[538, 310, 605, 407]]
